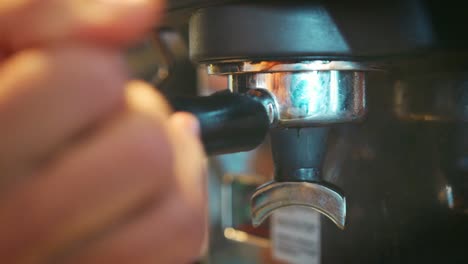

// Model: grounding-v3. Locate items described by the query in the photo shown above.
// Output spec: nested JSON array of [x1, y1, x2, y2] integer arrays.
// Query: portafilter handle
[[168, 89, 271, 155]]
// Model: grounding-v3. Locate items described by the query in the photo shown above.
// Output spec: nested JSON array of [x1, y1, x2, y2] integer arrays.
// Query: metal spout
[[251, 181, 346, 229], [251, 127, 347, 229]]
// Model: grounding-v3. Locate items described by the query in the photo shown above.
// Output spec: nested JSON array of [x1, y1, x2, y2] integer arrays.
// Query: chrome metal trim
[[251, 181, 346, 229], [208, 60, 384, 75], [233, 71, 367, 126]]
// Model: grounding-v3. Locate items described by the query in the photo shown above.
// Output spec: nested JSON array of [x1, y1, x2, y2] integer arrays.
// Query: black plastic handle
[[168, 90, 270, 155]]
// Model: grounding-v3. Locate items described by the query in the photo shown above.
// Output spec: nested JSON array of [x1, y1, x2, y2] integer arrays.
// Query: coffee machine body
[[150, 1, 468, 263]]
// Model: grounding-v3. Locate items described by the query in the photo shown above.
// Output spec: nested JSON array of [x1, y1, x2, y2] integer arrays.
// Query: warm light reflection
[[445, 185, 454, 209], [439, 185, 455, 210], [330, 70, 339, 113], [224, 228, 270, 248]]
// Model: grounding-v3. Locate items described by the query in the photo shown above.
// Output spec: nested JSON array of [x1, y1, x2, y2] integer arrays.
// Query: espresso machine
[[128, 0, 468, 263]]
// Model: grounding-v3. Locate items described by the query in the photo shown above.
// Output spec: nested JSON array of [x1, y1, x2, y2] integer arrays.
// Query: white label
[[271, 207, 321, 264]]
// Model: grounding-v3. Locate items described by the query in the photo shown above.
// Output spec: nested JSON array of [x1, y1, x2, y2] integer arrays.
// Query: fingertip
[[125, 80, 171, 118], [169, 111, 207, 207], [169, 112, 201, 138]]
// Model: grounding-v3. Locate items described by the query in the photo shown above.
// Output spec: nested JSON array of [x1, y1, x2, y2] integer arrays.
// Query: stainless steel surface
[[394, 72, 468, 122], [218, 61, 368, 230], [250, 181, 346, 229], [231, 70, 367, 127], [208, 61, 384, 75]]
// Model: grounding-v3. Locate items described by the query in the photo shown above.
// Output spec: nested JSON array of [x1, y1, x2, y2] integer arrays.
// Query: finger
[[64, 114, 207, 264], [168, 112, 209, 260], [0, 45, 126, 178], [0, 81, 175, 263], [125, 80, 171, 116], [65, 192, 208, 264], [169, 112, 206, 203], [0, 51, 7, 62], [0, 105, 174, 263], [0, 0, 165, 51]]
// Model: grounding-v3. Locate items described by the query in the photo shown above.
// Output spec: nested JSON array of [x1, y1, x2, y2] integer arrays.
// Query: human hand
[[0, 1, 207, 263]]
